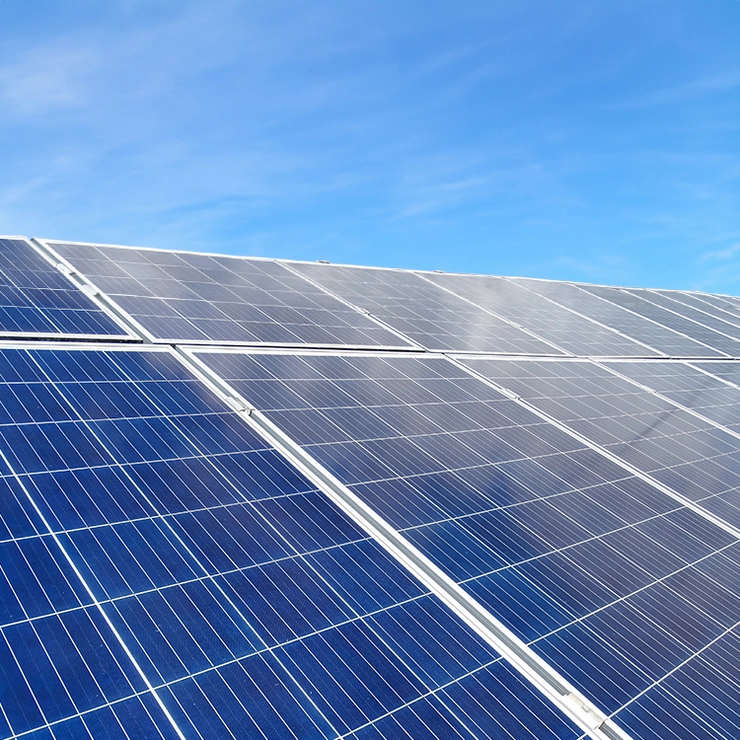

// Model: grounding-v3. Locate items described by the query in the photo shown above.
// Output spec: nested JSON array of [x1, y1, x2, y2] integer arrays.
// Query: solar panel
[[195, 349, 740, 740], [512, 278, 726, 358], [649, 289, 740, 332], [40, 241, 411, 349], [0, 345, 583, 740], [0, 237, 132, 340], [601, 360, 740, 434], [287, 262, 564, 354], [458, 356, 740, 533], [419, 272, 659, 357], [586, 286, 740, 356]]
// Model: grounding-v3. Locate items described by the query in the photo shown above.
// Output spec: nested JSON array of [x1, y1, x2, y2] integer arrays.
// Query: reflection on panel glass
[[198, 349, 740, 739], [290, 262, 563, 354], [606, 360, 740, 433], [589, 286, 740, 356], [513, 278, 726, 358], [462, 357, 740, 530], [422, 271, 657, 357], [652, 290, 740, 331]]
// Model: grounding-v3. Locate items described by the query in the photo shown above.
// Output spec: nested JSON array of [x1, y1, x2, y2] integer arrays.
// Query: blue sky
[[1, 1, 739, 291]]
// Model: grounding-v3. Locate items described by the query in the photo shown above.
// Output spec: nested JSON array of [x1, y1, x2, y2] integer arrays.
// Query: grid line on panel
[[5, 687, 158, 740], [520, 534, 738, 646], [0, 445, 189, 740], [183, 349, 626, 740], [609, 611, 740, 723]]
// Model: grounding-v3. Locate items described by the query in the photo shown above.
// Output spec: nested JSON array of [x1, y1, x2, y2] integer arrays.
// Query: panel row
[[30, 238, 740, 357]]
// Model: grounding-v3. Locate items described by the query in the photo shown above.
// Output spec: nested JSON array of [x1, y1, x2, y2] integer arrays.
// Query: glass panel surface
[[198, 350, 740, 739]]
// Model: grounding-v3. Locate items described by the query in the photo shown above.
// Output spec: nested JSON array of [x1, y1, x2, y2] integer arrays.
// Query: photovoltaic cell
[[0, 238, 130, 339], [420, 271, 657, 357], [0, 346, 581, 740], [197, 349, 740, 739], [288, 262, 563, 354], [45, 242, 410, 348], [512, 278, 725, 358]]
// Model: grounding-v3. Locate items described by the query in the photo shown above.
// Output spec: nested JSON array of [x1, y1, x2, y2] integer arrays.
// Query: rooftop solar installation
[[40, 241, 411, 349], [2, 235, 740, 740], [0, 238, 131, 340], [287, 262, 563, 354]]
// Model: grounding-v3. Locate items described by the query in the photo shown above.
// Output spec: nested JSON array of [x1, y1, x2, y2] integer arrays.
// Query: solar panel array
[[2, 235, 740, 740]]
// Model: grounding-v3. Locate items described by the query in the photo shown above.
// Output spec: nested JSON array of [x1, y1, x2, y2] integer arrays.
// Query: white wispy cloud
[[699, 242, 740, 262], [0, 46, 95, 115]]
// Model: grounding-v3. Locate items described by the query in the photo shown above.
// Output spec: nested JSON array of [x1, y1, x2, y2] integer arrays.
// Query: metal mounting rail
[[31, 238, 153, 343]]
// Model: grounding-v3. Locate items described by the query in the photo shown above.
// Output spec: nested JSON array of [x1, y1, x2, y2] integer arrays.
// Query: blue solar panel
[[0, 346, 581, 740], [0, 238, 130, 339], [196, 350, 740, 738], [43, 242, 411, 348]]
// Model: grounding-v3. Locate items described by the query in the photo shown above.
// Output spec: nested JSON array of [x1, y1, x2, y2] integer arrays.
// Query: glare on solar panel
[[195, 348, 740, 740]]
